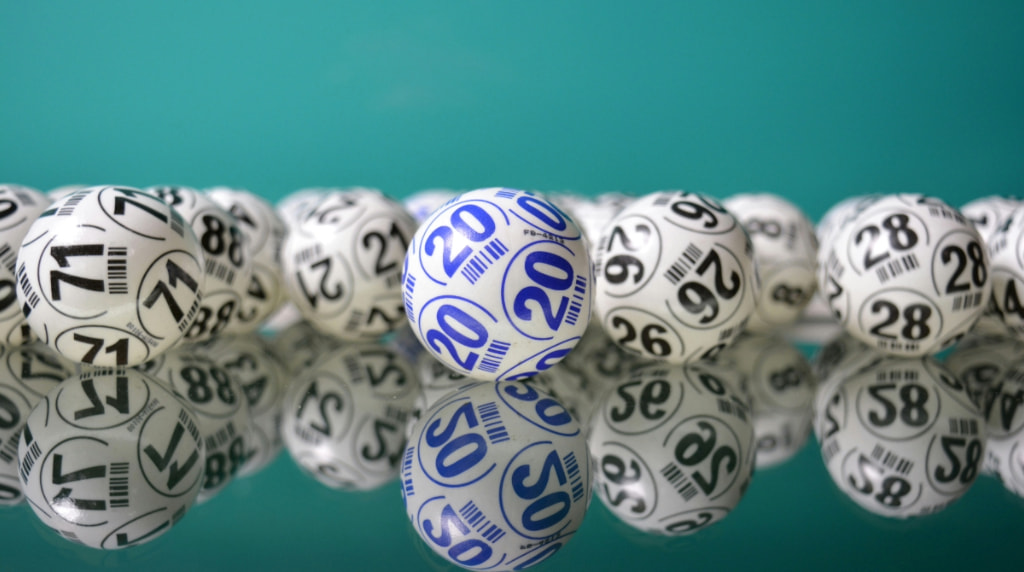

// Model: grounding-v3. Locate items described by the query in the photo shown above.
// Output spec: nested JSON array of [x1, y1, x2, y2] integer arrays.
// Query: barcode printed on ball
[[949, 418, 980, 436], [826, 252, 845, 280], [476, 401, 510, 444], [952, 292, 984, 311], [563, 451, 585, 502], [204, 421, 237, 452], [107, 247, 129, 294], [478, 340, 511, 374], [109, 462, 130, 508], [717, 398, 747, 422], [927, 206, 966, 224], [565, 275, 588, 327], [875, 253, 919, 283], [876, 369, 918, 382], [495, 189, 518, 199], [57, 191, 89, 216], [403, 274, 416, 321], [170, 210, 186, 237], [664, 244, 704, 285], [871, 444, 913, 475], [653, 194, 672, 207], [20, 440, 42, 483], [17, 264, 39, 312], [401, 446, 416, 497], [59, 529, 80, 542], [344, 311, 364, 333], [0, 243, 17, 274], [204, 259, 236, 286], [294, 245, 324, 266], [384, 404, 408, 423], [459, 500, 507, 544], [460, 239, 508, 285], [0, 429, 20, 463], [384, 272, 402, 290], [660, 462, 698, 501], [178, 409, 201, 443], [718, 327, 735, 342], [822, 439, 840, 465], [343, 355, 364, 385]]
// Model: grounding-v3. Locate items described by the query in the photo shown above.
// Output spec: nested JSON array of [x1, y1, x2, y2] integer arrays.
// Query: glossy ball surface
[[0, 184, 51, 345]]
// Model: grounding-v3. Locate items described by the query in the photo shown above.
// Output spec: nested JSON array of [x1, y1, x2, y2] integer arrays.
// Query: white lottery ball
[[817, 355, 985, 518], [46, 184, 89, 203], [588, 360, 755, 536], [139, 347, 251, 503], [961, 195, 1020, 243], [820, 194, 991, 356], [980, 363, 1024, 498], [276, 187, 327, 229], [282, 343, 418, 490], [815, 194, 881, 265], [282, 189, 416, 341], [196, 334, 288, 478], [404, 189, 459, 224], [403, 381, 591, 570], [593, 190, 758, 363], [144, 186, 253, 341], [206, 187, 288, 332], [0, 184, 51, 346], [724, 193, 818, 331], [985, 204, 1024, 339], [17, 368, 204, 548], [15, 186, 206, 366], [403, 188, 593, 381]]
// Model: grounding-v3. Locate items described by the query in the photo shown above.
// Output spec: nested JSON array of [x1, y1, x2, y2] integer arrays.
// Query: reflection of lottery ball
[[145, 186, 253, 341], [139, 347, 251, 503], [207, 187, 288, 332], [593, 191, 758, 363], [960, 195, 1020, 243], [817, 355, 986, 518], [980, 363, 1024, 498], [0, 343, 75, 505], [558, 324, 645, 401], [15, 186, 205, 366], [945, 332, 1024, 414], [283, 343, 419, 490], [282, 189, 416, 341], [404, 189, 458, 224], [820, 194, 991, 356], [0, 184, 51, 346], [811, 333, 878, 441], [197, 334, 288, 478], [268, 319, 342, 375], [588, 361, 755, 535], [403, 188, 593, 381], [723, 334, 816, 468], [724, 193, 818, 332], [17, 368, 204, 548], [403, 381, 591, 570], [985, 205, 1024, 339]]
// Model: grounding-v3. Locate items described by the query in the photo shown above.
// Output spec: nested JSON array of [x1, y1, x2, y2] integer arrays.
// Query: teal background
[[2, 1, 1024, 570]]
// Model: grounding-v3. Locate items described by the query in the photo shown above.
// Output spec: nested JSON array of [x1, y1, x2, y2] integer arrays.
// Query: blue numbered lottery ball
[[723, 193, 818, 332], [592, 190, 758, 363], [0, 343, 76, 506], [144, 185, 254, 342], [403, 380, 591, 571], [979, 361, 1024, 498], [281, 189, 417, 341], [206, 186, 288, 333], [139, 347, 251, 503], [403, 188, 593, 381], [17, 367, 204, 549], [588, 360, 754, 536], [14, 186, 206, 366], [0, 184, 52, 346], [282, 342, 419, 490], [820, 194, 991, 357], [816, 353, 985, 518]]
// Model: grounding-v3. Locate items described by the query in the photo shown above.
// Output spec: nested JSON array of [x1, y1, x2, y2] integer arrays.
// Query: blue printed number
[[516, 195, 568, 232], [424, 205, 496, 277], [425, 304, 489, 371], [511, 450, 571, 531], [513, 251, 574, 330], [424, 402, 487, 478], [504, 384, 573, 427], [423, 504, 493, 566]]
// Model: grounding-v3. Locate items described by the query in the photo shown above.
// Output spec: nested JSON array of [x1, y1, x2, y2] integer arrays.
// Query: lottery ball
[[820, 194, 991, 356], [558, 324, 645, 402], [15, 186, 205, 366], [944, 332, 1023, 415], [723, 334, 816, 469], [47, 184, 89, 203], [206, 186, 288, 333], [267, 319, 342, 375], [817, 354, 986, 518], [984, 204, 1024, 339], [593, 190, 758, 363], [724, 193, 818, 332], [402, 380, 591, 571], [0, 184, 51, 346], [404, 189, 459, 224], [588, 360, 755, 536], [282, 342, 418, 490], [17, 367, 204, 548], [144, 186, 253, 341], [282, 189, 416, 341], [139, 347, 251, 503], [403, 188, 593, 381], [0, 343, 75, 505], [961, 195, 1020, 243], [979, 362, 1024, 498], [196, 334, 288, 478]]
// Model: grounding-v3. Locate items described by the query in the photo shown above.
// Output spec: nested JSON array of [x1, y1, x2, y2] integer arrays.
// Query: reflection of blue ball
[[403, 381, 591, 570], [402, 188, 593, 381]]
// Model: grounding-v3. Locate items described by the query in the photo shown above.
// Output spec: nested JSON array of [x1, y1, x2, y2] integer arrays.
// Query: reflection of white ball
[[18, 368, 204, 548], [0, 184, 51, 346], [945, 332, 1024, 415], [817, 355, 986, 518], [980, 363, 1024, 498], [820, 194, 991, 356], [267, 320, 341, 375], [15, 186, 206, 366], [724, 193, 818, 332], [403, 188, 593, 381], [282, 189, 416, 341], [403, 381, 591, 570], [588, 361, 755, 535], [593, 191, 758, 363]]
